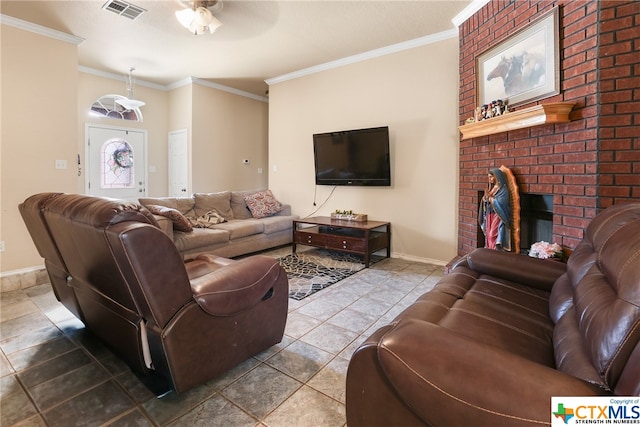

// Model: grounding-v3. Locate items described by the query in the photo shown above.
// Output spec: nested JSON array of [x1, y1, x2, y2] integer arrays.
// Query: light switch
[[55, 160, 67, 169]]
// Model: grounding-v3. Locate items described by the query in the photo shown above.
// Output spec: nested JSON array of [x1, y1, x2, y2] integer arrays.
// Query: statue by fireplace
[[478, 165, 520, 253]]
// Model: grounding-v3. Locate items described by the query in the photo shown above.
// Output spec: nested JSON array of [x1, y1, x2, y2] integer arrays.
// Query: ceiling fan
[[176, 0, 223, 35]]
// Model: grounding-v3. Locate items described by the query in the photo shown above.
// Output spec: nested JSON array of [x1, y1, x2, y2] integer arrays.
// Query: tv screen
[[313, 126, 391, 186]]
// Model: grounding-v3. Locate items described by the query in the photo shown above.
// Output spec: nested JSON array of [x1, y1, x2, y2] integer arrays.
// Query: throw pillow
[[189, 210, 227, 229], [244, 190, 282, 219], [145, 205, 193, 232]]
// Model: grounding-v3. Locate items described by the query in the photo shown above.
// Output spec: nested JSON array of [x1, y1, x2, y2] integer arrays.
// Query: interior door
[[86, 125, 147, 200], [168, 129, 189, 197]]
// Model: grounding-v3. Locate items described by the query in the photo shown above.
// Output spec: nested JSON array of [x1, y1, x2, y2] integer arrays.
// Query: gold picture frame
[[476, 7, 560, 108]]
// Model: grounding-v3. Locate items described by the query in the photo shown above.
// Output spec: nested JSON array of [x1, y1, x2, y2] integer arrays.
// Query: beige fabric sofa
[[139, 190, 298, 259]]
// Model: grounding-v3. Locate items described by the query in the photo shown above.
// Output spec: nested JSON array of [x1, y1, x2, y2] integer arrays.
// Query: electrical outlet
[[0, 241, 5, 252]]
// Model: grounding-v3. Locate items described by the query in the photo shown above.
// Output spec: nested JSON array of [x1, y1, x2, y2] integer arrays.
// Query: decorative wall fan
[[176, 0, 223, 35]]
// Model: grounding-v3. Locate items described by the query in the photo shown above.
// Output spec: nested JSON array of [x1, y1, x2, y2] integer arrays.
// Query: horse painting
[[521, 51, 546, 88], [486, 52, 546, 98]]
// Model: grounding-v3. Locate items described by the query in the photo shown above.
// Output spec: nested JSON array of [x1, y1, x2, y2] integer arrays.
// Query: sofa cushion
[[405, 264, 556, 367], [244, 190, 283, 219], [145, 205, 193, 232], [139, 197, 195, 216], [172, 228, 229, 252], [209, 219, 264, 239], [193, 192, 234, 220], [231, 190, 263, 219]]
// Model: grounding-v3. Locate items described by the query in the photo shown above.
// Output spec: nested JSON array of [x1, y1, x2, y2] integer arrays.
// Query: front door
[[86, 125, 147, 200]]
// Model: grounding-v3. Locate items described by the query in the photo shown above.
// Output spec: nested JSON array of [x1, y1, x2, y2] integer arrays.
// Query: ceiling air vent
[[102, 0, 146, 20]]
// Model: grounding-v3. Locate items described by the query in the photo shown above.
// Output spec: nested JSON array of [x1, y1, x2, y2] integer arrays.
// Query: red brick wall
[[598, 1, 640, 206], [457, 0, 640, 255]]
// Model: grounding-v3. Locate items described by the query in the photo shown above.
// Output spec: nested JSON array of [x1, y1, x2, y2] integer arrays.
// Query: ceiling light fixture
[[115, 67, 145, 110], [176, 0, 223, 35]]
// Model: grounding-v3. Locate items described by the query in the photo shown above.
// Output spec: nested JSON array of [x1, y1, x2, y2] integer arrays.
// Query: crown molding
[[190, 78, 269, 103], [78, 66, 166, 90], [79, 69, 268, 103], [451, 0, 490, 27], [162, 77, 269, 103], [2, 14, 264, 102], [166, 78, 195, 91], [0, 14, 84, 44], [7, 9, 463, 103], [265, 28, 458, 87]]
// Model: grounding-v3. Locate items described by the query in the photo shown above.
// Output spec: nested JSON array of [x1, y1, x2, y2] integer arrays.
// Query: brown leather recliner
[[18, 193, 84, 321], [19, 193, 289, 395], [346, 202, 640, 426]]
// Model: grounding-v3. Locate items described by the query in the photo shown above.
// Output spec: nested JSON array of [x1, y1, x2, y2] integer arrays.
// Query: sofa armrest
[[189, 255, 286, 315], [466, 248, 566, 291], [377, 319, 607, 426], [276, 204, 292, 216], [151, 215, 174, 240]]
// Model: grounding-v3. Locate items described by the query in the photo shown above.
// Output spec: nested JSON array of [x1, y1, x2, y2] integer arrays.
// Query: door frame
[[84, 123, 148, 197]]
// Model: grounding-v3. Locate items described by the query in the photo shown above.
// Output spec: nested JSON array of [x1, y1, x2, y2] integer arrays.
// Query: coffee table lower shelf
[[292, 217, 391, 267]]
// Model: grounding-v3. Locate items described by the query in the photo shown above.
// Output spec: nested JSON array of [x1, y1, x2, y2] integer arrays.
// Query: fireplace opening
[[477, 192, 553, 254], [520, 193, 553, 254]]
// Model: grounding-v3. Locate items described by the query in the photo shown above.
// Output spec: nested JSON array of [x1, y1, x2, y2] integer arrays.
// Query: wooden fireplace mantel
[[458, 102, 576, 140]]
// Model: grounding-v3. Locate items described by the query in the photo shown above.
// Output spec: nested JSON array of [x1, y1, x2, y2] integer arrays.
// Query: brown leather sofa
[[19, 193, 289, 395], [346, 202, 640, 426]]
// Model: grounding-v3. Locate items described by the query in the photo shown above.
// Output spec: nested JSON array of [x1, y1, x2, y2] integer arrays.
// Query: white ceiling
[[1, 0, 473, 96]]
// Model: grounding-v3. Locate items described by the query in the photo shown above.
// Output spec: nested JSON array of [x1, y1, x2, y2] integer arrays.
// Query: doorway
[[85, 124, 147, 200]]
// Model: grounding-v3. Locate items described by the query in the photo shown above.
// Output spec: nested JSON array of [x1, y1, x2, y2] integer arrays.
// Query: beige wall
[[168, 84, 192, 133], [191, 84, 269, 192], [1, 25, 269, 274], [268, 38, 460, 264], [1, 26, 78, 271], [1, 20, 457, 273]]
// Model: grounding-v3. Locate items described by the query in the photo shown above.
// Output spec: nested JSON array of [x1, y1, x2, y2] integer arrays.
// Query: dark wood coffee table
[[292, 216, 391, 267]]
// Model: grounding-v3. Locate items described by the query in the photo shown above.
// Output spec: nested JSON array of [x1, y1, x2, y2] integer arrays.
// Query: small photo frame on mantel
[[476, 7, 560, 108]]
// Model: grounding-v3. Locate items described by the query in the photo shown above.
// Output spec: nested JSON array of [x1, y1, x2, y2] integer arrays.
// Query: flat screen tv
[[313, 126, 391, 186]]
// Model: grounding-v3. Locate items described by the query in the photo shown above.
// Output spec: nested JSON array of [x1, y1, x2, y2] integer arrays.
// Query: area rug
[[278, 249, 382, 300]]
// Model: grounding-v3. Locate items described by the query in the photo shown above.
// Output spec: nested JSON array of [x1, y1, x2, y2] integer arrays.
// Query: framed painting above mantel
[[476, 7, 560, 108]]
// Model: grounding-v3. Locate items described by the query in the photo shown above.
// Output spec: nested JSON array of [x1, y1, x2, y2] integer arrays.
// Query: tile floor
[[0, 247, 443, 426]]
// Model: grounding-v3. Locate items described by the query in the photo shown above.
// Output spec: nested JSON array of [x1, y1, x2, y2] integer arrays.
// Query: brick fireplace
[[457, 0, 639, 256]]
